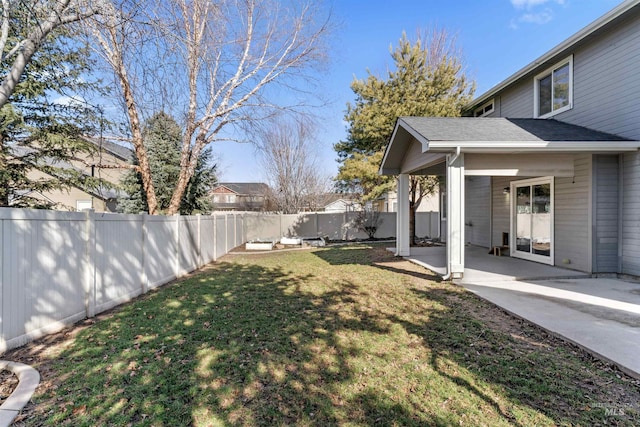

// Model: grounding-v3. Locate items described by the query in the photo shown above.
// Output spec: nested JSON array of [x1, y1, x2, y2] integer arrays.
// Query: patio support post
[[447, 151, 465, 279], [396, 173, 410, 256]]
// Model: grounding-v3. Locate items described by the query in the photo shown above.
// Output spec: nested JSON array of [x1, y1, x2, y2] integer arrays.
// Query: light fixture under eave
[[503, 187, 510, 195]]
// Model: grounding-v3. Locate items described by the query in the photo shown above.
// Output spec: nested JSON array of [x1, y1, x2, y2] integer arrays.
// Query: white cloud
[[53, 95, 86, 107], [510, 0, 564, 10], [519, 9, 554, 24]]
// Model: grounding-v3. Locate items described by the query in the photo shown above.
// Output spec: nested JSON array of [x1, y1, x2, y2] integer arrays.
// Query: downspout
[[442, 146, 461, 281]]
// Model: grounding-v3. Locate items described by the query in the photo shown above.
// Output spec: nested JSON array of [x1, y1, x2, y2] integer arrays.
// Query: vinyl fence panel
[[94, 214, 144, 313], [0, 209, 250, 352], [1, 210, 86, 351]]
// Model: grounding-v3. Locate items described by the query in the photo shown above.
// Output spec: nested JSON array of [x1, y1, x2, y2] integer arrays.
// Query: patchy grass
[[5, 244, 640, 426]]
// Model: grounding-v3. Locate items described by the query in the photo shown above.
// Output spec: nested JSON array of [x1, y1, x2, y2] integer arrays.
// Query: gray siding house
[[380, 0, 640, 278]]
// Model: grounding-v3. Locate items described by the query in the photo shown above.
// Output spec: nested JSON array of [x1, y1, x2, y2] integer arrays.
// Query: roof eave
[[379, 117, 433, 175], [427, 140, 640, 153]]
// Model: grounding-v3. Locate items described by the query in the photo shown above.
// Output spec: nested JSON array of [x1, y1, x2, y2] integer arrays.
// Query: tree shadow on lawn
[[10, 245, 640, 426], [385, 284, 640, 426], [12, 257, 452, 426]]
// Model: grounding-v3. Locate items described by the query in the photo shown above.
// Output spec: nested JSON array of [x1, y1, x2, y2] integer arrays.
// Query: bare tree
[[257, 117, 330, 214], [0, 0, 104, 108], [85, 0, 161, 213], [86, 0, 331, 215]]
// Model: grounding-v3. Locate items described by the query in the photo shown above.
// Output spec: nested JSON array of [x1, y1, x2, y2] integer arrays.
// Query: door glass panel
[[515, 186, 531, 253], [531, 183, 551, 256]]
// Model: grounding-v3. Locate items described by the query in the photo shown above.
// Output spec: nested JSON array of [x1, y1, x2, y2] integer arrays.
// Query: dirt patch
[[0, 369, 18, 405]]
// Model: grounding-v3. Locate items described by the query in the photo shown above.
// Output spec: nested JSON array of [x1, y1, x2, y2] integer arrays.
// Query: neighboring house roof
[[469, 0, 640, 110], [83, 137, 134, 162], [213, 182, 269, 195], [380, 117, 639, 174], [9, 142, 126, 202], [320, 193, 357, 206]]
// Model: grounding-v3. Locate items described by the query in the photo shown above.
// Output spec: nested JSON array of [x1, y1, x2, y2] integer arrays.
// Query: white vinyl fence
[[0, 208, 247, 352], [0, 209, 439, 353], [245, 211, 440, 242]]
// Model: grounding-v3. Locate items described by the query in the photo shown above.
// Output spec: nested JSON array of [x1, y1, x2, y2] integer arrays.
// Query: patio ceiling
[[380, 117, 640, 176]]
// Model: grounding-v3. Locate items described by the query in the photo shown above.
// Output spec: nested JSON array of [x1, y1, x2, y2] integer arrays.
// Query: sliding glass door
[[511, 177, 554, 264]]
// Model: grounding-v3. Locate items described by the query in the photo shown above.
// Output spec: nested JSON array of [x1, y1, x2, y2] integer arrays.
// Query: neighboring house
[[23, 137, 132, 212], [321, 194, 361, 213], [211, 182, 270, 211], [381, 189, 439, 213], [380, 0, 640, 279]]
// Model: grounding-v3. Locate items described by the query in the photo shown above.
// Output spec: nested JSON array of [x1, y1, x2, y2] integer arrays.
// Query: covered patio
[[403, 245, 588, 284], [380, 117, 640, 279]]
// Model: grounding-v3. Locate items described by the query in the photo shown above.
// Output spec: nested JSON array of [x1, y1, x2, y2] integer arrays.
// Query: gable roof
[[213, 182, 269, 195], [380, 117, 639, 175], [469, 0, 640, 110]]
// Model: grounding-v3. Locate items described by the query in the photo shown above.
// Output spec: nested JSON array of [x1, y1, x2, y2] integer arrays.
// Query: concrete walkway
[[0, 361, 40, 427], [399, 245, 640, 379], [461, 278, 640, 379]]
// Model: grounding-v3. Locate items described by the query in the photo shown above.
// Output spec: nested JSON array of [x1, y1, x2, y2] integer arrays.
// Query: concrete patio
[[404, 245, 590, 283], [400, 245, 640, 379]]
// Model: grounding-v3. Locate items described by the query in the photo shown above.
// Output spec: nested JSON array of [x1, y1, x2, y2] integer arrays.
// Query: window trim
[[533, 55, 573, 118], [76, 200, 92, 211], [474, 99, 495, 117]]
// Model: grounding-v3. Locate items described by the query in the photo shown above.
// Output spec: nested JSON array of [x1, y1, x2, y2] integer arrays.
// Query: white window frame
[[509, 176, 554, 265], [474, 99, 495, 117], [76, 200, 92, 211], [533, 55, 573, 118]]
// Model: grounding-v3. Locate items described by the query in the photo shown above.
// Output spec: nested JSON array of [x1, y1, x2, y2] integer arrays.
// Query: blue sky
[[216, 0, 624, 183]]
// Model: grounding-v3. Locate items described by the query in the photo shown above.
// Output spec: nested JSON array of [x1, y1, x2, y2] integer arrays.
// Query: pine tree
[[0, 4, 107, 208], [336, 30, 474, 242], [118, 112, 216, 215]]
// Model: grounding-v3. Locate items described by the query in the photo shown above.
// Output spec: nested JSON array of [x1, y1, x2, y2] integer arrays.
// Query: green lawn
[[10, 244, 640, 426]]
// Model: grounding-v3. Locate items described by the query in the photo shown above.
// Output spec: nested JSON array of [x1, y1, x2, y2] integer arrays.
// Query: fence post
[[343, 209, 348, 240], [174, 215, 180, 277], [197, 214, 202, 267], [84, 209, 96, 318], [234, 213, 238, 248], [213, 215, 217, 261], [243, 213, 247, 243], [141, 214, 148, 294], [225, 214, 229, 255]]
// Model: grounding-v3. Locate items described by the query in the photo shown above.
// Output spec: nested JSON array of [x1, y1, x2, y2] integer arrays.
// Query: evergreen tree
[[118, 112, 216, 215], [0, 3, 107, 208], [336, 30, 474, 242]]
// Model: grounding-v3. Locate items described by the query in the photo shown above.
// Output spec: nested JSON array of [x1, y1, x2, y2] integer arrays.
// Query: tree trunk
[[166, 137, 203, 215], [117, 62, 159, 215], [409, 202, 416, 246]]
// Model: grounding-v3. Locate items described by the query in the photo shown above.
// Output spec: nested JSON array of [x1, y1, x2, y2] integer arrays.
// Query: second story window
[[534, 55, 573, 118], [474, 99, 495, 117]]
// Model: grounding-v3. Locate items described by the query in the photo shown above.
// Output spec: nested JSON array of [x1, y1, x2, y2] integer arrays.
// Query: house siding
[[491, 176, 512, 248], [554, 154, 591, 272], [465, 176, 491, 247], [495, 83, 532, 118], [481, 8, 640, 140], [555, 11, 640, 140], [622, 151, 640, 276], [593, 155, 620, 273]]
